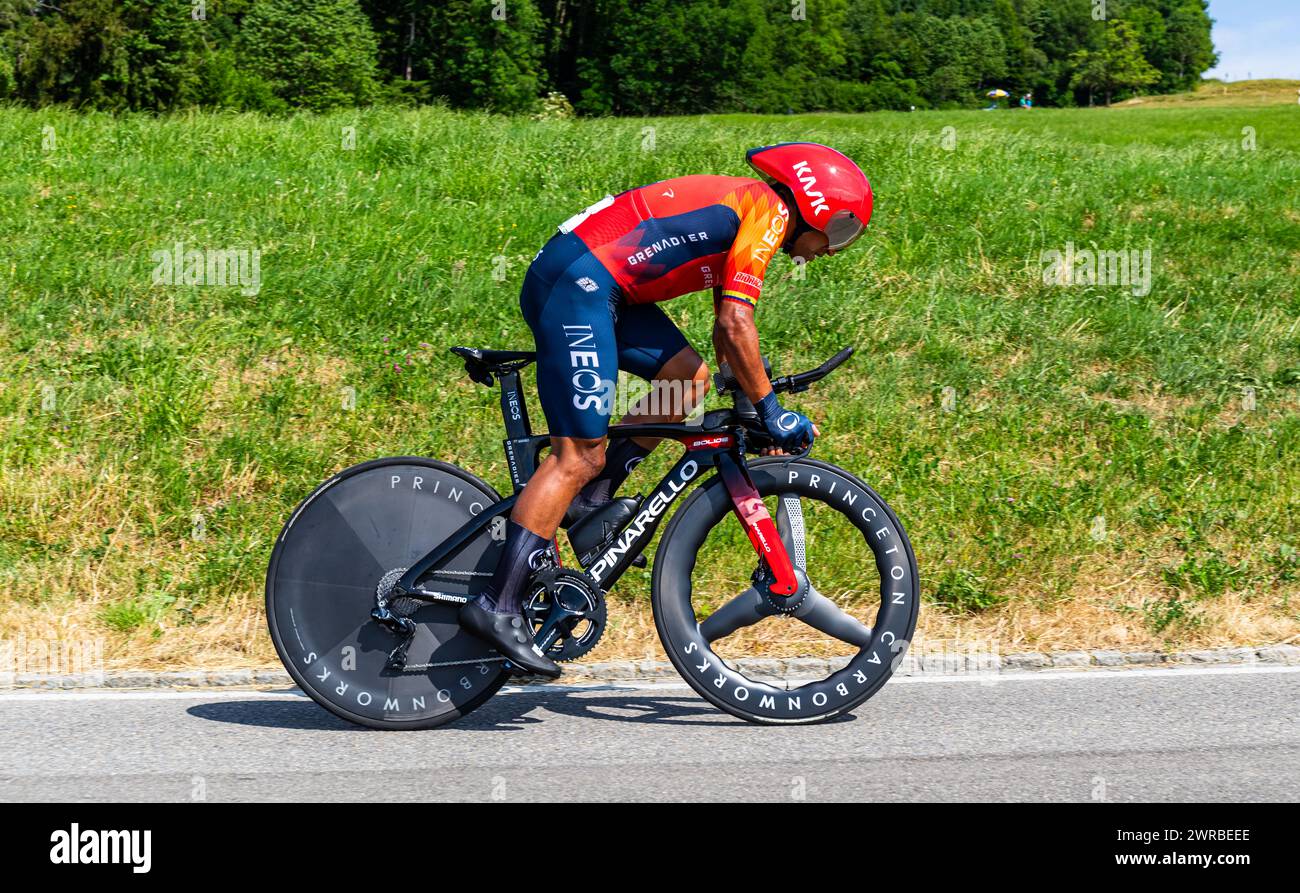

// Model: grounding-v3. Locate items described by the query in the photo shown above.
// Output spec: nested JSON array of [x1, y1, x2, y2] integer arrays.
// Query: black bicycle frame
[[394, 366, 797, 600]]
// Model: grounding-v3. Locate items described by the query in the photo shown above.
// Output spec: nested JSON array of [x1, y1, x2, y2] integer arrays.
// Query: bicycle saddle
[[451, 346, 536, 386]]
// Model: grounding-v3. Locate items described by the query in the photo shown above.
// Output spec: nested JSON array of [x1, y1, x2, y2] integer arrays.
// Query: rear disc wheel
[[265, 457, 510, 730]]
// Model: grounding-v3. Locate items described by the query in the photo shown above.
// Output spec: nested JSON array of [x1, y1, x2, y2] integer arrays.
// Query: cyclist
[[460, 142, 874, 677]]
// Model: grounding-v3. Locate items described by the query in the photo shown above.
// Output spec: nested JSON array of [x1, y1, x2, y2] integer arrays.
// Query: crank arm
[[531, 606, 588, 653]]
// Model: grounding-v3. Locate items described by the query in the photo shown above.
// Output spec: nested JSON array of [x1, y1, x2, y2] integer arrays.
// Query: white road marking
[[0, 663, 1295, 702], [0, 689, 312, 702], [511, 663, 1300, 693]]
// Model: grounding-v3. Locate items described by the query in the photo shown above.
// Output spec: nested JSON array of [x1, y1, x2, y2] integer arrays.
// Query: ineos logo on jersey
[[792, 161, 830, 217], [752, 203, 789, 263], [563, 324, 612, 415]]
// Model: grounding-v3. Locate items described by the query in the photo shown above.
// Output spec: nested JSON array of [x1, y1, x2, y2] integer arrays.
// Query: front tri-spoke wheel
[[652, 458, 920, 724]]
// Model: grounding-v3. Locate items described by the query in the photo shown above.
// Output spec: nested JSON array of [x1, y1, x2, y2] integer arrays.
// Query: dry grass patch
[[1116, 79, 1300, 108]]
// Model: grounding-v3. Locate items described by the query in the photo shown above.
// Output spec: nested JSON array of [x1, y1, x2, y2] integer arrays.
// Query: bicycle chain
[[399, 656, 508, 671]]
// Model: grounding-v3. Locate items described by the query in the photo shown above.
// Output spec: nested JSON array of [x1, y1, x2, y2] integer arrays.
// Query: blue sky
[[1205, 0, 1300, 80]]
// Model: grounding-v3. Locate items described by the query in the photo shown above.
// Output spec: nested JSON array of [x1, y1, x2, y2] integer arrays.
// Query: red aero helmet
[[746, 142, 873, 250]]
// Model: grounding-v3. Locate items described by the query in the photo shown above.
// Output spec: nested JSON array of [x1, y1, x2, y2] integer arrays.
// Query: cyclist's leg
[[457, 244, 624, 675], [492, 245, 617, 601], [563, 302, 708, 517], [460, 244, 619, 676], [614, 300, 710, 434]]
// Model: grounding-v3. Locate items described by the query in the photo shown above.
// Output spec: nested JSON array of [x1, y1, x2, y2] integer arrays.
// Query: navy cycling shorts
[[520, 231, 692, 439]]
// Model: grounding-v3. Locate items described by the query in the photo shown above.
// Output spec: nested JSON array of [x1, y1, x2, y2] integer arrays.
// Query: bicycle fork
[[716, 451, 801, 597]]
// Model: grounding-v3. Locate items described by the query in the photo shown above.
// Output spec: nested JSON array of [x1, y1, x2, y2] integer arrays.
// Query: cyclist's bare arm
[[712, 289, 820, 455], [712, 291, 772, 404]]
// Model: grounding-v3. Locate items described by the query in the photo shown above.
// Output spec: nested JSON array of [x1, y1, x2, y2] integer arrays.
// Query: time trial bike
[[265, 345, 919, 728]]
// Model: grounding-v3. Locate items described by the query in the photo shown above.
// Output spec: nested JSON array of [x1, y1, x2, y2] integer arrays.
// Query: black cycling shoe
[[459, 597, 562, 679]]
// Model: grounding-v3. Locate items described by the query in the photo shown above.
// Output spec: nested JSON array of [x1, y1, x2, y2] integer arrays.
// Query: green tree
[[1026, 0, 1105, 105], [1069, 19, 1161, 105], [842, 0, 892, 81], [1160, 0, 1218, 90], [0, 0, 1224, 114], [11, 0, 206, 110], [595, 0, 772, 114], [716, 0, 849, 114], [239, 0, 380, 111], [992, 0, 1045, 93], [914, 14, 1006, 106], [362, 0, 544, 113]]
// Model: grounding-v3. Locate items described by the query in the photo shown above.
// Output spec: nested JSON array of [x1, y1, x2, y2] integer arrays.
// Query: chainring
[[523, 567, 607, 662]]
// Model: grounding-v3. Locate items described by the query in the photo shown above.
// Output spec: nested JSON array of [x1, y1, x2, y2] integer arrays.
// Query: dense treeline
[[0, 0, 1216, 114]]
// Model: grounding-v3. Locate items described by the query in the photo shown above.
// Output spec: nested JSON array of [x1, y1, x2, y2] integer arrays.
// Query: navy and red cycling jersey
[[561, 175, 791, 308]]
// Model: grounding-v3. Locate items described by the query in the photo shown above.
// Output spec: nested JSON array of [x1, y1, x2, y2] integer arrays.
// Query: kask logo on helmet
[[791, 161, 830, 217], [745, 142, 872, 249]]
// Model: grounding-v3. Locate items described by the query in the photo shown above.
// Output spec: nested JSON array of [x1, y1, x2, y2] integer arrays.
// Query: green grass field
[[1, 101, 1297, 668]]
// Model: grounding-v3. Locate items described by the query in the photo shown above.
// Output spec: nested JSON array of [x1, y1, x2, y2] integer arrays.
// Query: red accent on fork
[[717, 456, 798, 595]]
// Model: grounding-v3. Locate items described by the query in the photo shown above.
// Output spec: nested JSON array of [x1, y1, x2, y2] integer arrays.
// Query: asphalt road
[[1, 665, 1296, 802]]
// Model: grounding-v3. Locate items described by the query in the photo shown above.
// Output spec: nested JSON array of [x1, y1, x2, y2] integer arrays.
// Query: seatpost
[[498, 369, 536, 493], [498, 369, 531, 440]]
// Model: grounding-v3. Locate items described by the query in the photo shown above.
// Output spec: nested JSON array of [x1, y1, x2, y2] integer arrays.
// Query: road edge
[[3, 643, 1298, 690]]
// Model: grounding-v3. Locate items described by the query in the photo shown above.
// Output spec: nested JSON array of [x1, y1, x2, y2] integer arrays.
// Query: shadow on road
[[186, 687, 859, 732], [187, 697, 364, 731]]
